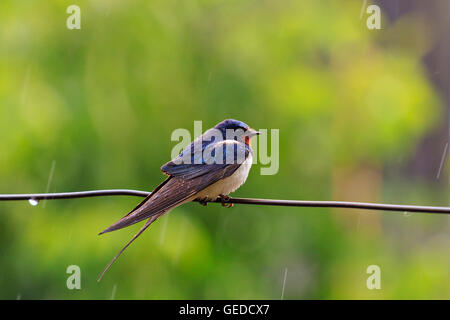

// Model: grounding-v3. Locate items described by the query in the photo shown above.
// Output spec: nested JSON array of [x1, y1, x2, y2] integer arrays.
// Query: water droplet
[[28, 198, 39, 206]]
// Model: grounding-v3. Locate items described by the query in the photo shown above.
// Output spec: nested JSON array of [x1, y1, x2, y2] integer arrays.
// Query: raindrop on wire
[[28, 198, 39, 206]]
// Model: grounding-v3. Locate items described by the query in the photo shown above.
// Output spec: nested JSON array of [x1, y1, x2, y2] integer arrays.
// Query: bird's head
[[214, 119, 260, 146]]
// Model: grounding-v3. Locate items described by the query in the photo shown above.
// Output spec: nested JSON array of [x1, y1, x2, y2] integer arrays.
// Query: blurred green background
[[0, 0, 449, 299]]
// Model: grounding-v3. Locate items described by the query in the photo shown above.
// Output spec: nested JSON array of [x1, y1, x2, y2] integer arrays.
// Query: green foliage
[[0, 0, 447, 299]]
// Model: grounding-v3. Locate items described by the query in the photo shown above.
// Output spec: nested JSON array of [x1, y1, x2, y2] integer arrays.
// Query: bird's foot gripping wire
[[219, 195, 233, 208], [197, 197, 209, 206]]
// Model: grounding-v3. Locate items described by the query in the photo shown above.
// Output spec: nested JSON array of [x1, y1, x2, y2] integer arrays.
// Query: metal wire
[[0, 189, 449, 214]]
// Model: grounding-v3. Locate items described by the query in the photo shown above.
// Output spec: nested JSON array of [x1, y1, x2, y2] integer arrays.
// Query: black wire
[[0, 189, 449, 214], [0, 189, 150, 200]]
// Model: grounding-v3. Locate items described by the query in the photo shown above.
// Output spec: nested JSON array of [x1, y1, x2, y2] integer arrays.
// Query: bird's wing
[[99, 140, 250, 234], [161, 139, 250, 178]]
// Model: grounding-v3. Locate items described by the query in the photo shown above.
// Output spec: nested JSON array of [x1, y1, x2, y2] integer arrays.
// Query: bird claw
[[219, 195, 233, 208], [197, 198, 208, 206]]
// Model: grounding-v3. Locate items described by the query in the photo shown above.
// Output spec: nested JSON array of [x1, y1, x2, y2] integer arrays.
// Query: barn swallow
[[97, 119, 260, 281]]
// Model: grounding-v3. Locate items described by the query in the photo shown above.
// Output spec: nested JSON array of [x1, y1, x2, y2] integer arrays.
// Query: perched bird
[[98, 119, 259, 281]]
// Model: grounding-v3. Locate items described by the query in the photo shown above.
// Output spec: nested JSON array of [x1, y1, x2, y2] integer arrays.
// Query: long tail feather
[[97, 213, 162, 282], [98, 177, 172, 235]]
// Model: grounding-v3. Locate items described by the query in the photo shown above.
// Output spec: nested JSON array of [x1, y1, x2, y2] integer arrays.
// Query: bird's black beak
[[246, 128, 260, 137]]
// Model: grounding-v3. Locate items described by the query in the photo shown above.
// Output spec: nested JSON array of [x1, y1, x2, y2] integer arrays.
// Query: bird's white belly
[[195, 154, 253, 200]]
